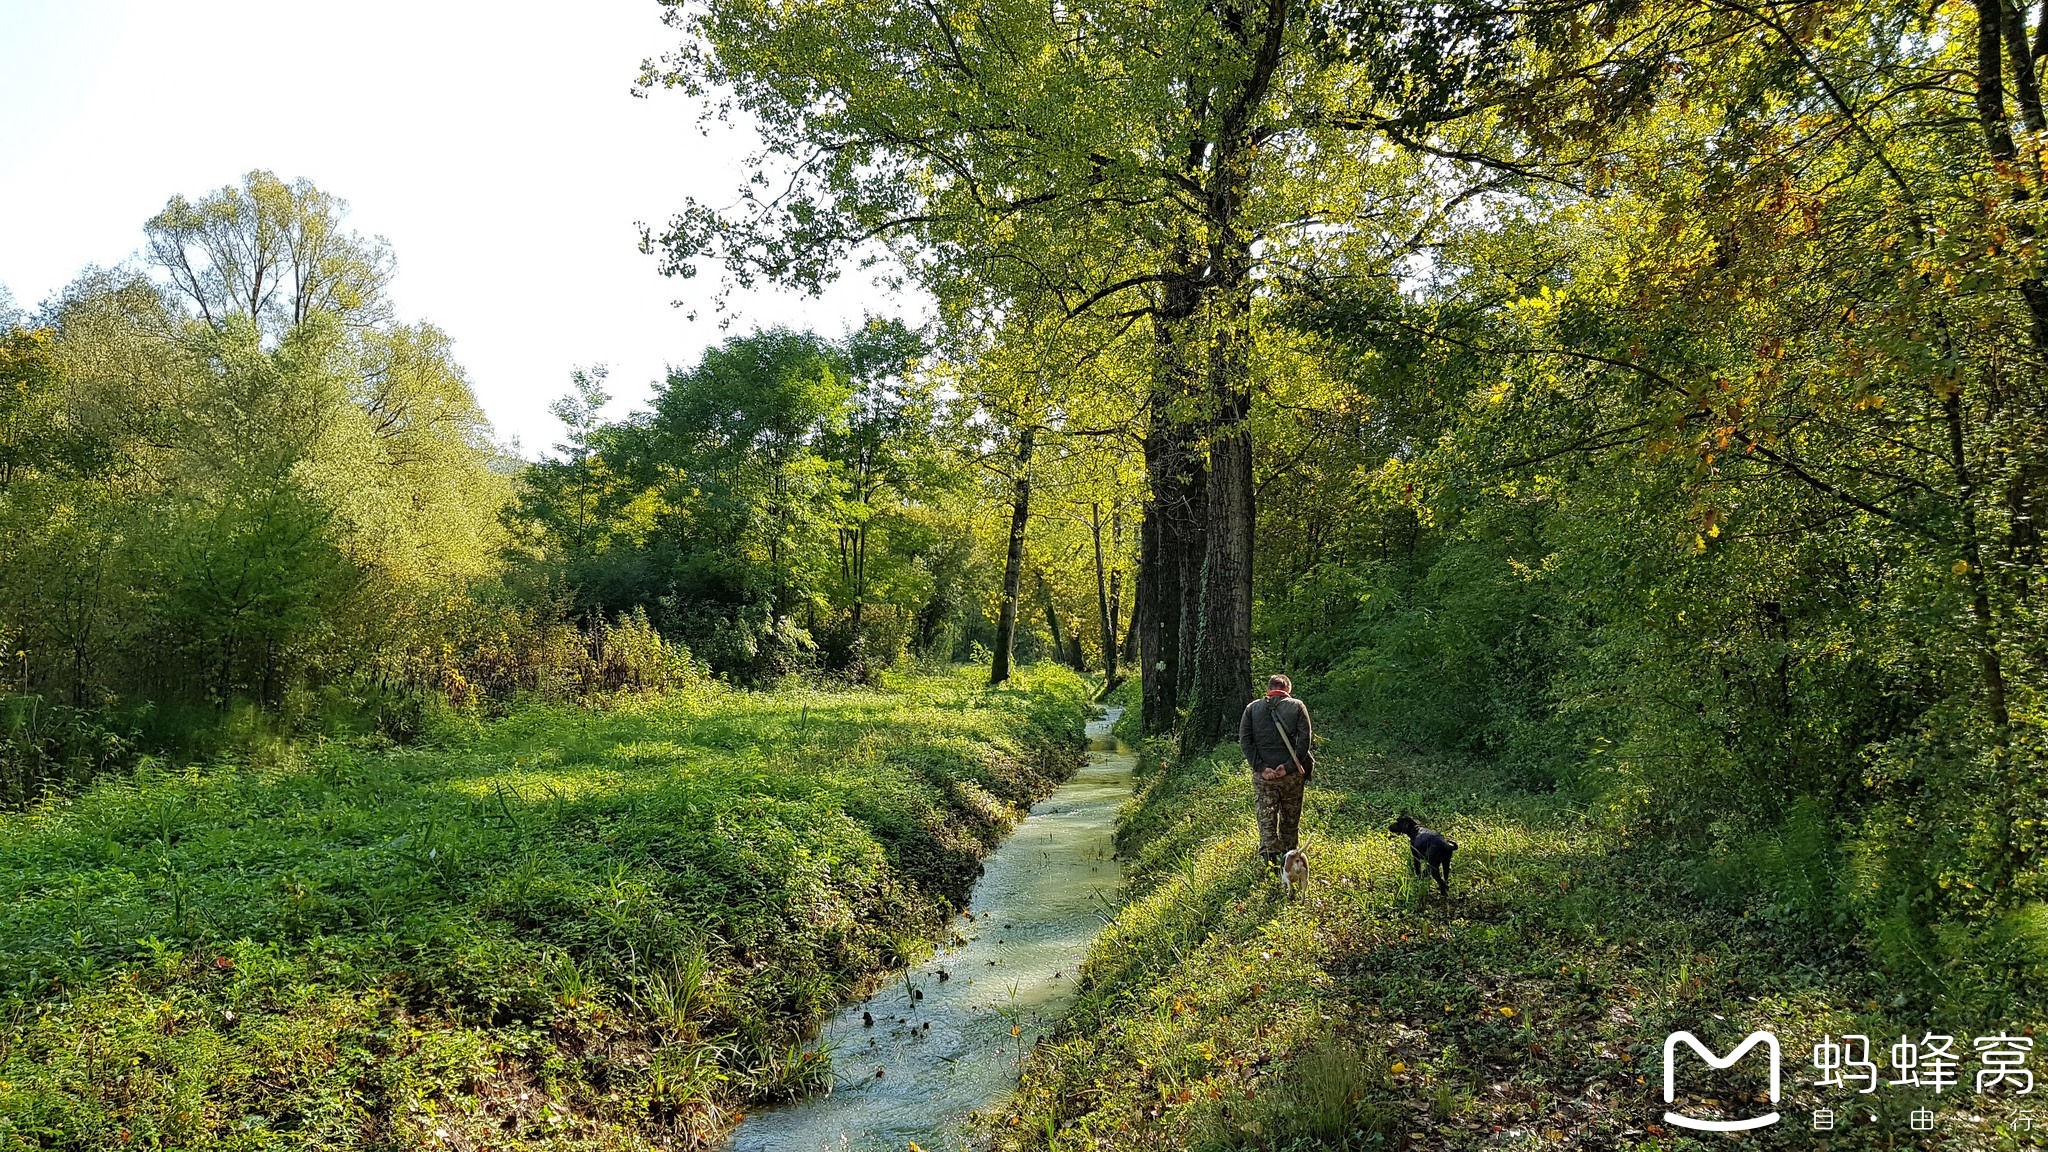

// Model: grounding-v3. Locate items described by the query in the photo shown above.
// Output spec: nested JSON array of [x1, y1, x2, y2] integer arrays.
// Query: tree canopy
[[637, 0, 2048, 998]]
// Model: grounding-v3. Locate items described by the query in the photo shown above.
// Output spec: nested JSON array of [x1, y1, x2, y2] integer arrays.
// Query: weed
[[0, 664, 1091, 1150], [640, 939, 714, 1037], [545, 948, 596, 1009]]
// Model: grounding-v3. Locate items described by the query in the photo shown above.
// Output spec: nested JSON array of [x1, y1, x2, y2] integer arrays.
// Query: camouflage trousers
[[1253, 768, 1306, 856]]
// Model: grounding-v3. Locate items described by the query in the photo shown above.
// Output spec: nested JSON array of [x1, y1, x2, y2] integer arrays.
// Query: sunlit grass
[[0, 664, 1089, 1151], [988, 720, 2041, 1151]]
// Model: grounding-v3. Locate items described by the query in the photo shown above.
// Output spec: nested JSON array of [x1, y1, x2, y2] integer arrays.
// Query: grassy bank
[[989, 712, 2046, 1151], [0, 664, 1089, 1151]]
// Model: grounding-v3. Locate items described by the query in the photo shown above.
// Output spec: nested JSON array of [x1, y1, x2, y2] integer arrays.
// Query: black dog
[[1389, 814, 1458, 894]]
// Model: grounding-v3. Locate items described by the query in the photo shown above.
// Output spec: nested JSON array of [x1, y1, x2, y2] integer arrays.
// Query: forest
[[0, 174, 1129, 748], [628, 0, 2048, 997], [4, 0, 2048, 1148]]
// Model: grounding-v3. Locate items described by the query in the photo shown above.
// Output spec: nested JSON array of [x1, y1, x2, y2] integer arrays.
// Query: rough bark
[[1180, 0, 1283, 747], [1113, 506, 1136, 667], [1184, 278, 1257, 746], [1139, 243, 1206, 735], [1176, 466, 1208, 710]]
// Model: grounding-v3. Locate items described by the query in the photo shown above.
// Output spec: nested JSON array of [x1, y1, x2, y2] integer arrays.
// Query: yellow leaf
[[1500, 1006, 1516, 1017], [1391, 1061, 1407, 1074], [1953, 559, 1970, 576]]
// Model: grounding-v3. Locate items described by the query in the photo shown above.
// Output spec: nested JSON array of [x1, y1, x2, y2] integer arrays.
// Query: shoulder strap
[[1269, 698, 1304, 771]]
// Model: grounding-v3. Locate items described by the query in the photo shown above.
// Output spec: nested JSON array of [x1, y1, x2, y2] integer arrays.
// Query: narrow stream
[[724, 707, 1135, 1152]]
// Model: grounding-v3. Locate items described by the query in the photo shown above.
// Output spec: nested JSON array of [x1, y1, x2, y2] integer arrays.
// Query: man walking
[[1239, 674, 1313, 869]]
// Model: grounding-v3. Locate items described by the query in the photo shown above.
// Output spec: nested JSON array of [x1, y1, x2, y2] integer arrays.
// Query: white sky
[[0, 0, 911, 455]]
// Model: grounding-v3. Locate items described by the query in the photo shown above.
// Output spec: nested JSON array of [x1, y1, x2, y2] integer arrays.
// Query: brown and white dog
[[1280, 847, 1309, 900]]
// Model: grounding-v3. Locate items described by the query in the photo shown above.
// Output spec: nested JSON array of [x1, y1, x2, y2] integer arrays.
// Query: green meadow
[[0, 666, 1089, 1151]]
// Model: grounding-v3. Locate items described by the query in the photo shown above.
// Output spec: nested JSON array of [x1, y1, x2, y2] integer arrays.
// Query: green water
[[725, 708, 1134, 1151]]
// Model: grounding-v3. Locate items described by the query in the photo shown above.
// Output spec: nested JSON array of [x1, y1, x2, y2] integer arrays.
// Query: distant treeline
[[0, 171, 1136, 804]]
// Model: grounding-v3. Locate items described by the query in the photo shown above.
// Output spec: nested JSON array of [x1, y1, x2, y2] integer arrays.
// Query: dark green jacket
[[1239, 694, 1313, 775]]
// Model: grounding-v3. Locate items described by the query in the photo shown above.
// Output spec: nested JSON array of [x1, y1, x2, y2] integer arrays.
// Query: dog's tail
[[1445, 838, 1459, 851]]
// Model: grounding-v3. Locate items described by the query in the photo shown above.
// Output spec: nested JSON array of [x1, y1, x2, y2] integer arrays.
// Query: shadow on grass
[[991, 726, 2021, 1152]]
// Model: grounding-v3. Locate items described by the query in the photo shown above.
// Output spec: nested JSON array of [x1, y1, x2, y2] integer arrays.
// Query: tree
[[1, 179, 510, 711], [646, 0, 1499, 742], [989, 422, 1035, 686], [652, 328, 853, 623], [0, 327, 65, 493], [145, 170, 393, 342], [822, 319, 941, 672], [1225, 0, 2048, 991], [508, 325, 983, 682]]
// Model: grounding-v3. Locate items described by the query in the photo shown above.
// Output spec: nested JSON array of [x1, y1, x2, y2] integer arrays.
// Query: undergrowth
[[0, 663, 1089, 1151]]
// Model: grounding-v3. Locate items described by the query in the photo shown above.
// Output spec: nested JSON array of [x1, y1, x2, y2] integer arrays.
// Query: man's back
[[1240, 693, 1311, 772]]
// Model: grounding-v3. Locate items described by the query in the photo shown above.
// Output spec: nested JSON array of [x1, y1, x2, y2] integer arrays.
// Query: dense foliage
[[504, 319, 1140, 687], [651, 0, 2048, 1010], [1, 173, 1130, 800], [1, 174, 515, 761], [1245, 3, 2048, 1002]]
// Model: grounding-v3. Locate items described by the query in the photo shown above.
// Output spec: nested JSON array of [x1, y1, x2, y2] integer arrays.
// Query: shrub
[[0, 694, 140, 809]]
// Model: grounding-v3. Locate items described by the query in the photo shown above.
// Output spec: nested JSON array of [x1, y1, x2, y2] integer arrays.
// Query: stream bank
[[0, 667, 1092, 1152], [724, 709, 1136, 1152]]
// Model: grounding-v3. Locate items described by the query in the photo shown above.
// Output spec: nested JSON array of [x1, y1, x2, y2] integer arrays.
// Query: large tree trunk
[[1138, 509, 1169, 721], [1176, 468, 1208, 709], [1176, 0, 1286, 748], [1140, 256, 1205, 735], [1183, 277, 1257, 747], [990, 424, 1035, 685], [1139, 461, 1206, 733]]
